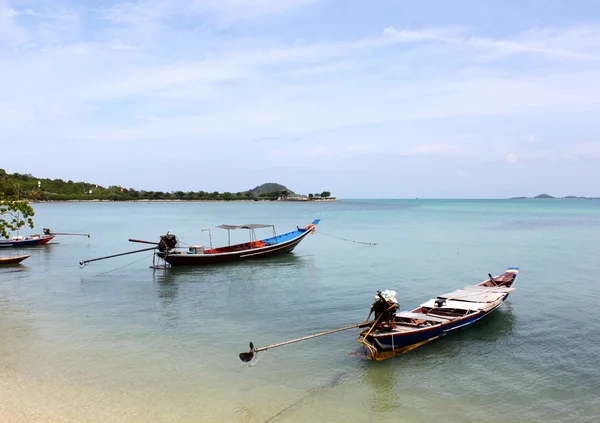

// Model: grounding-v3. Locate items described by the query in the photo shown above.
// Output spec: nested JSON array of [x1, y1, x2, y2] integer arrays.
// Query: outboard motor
[[371, 290, 399, 325], [158, 234, 178, 252]]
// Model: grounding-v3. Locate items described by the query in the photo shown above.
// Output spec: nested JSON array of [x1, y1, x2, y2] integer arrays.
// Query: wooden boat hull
[[0, 235, 55, 248], [362, 267, 519, 356], [370, 303, 503, 350], [0, 254, 31, 265], [156, 223, 316, 267]]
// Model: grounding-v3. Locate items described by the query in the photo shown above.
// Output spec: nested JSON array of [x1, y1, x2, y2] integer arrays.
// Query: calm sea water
[[1, 200, 599, 422]]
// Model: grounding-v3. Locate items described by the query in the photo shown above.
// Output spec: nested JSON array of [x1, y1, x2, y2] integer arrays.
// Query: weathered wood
[[0, 254, 30, 265]]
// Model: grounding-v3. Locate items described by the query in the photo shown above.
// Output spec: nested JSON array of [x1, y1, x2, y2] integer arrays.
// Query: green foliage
[[0, 169, 333, 202], [0, 199, 35, 239]]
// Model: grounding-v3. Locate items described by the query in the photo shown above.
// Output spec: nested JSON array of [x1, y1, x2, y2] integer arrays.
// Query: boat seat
[[421, 299, 486, 311], [396, 312, 449, 323]]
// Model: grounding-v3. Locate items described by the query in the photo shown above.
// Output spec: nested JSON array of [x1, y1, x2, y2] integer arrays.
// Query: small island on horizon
[[510, 193, 600, 200]]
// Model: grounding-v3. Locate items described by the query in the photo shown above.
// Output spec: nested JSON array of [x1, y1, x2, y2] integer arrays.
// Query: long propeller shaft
[[79, 246, 157, 267], [128, 238, 159, 245], [239, 320, 375, 362]]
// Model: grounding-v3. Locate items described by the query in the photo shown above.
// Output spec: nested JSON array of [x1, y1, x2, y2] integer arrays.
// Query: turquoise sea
[[1, 199, 599, 422]]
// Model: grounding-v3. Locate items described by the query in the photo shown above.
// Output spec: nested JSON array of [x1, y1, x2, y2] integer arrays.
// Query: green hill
[[247, 183, 294, 196]]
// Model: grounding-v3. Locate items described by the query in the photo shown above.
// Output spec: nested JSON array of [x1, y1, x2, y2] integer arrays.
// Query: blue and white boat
[[0, 233, 55, 248], [359, 267, 519, 360], [153, 219, 320, 267]]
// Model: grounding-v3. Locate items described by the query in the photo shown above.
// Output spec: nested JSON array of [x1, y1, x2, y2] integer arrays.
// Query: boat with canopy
[[79, 219, 320, 268]]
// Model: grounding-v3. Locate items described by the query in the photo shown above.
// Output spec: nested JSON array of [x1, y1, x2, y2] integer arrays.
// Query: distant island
[[0, 169, 336, 202], [510, 193, 600, 199]]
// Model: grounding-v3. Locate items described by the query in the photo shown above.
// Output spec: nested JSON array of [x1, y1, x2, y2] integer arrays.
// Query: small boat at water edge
[[0, 228, 90, 248], [239, 267, 519, 363], [0, 233, 55, 248], [0, 254, 31, 265], [358, 267, 519, 359]]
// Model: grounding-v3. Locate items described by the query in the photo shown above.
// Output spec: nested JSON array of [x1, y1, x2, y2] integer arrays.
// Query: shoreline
[[30, 198, 339, 203]]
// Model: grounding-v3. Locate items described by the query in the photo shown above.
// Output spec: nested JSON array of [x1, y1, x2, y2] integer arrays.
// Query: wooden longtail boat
[[358, 267, 519, 360], [0, 228, 89, 249], [80, 219, 320, 269], [0, 254, 31, 265], [0, 233, 55, 248], [239, 267, 519, 363], [155, 219, 320, 267]]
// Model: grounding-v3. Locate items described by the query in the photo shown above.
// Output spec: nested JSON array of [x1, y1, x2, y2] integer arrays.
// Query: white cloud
[[525, 135, 537, 143], [455, 170, 472, 178], [383, 25, 600, 61], [566, 142, 600, 160], [191, 0, 318, 23], [407, 144, 459, 155], [0, 0, 25, 44], [506, 153, 519, 164]]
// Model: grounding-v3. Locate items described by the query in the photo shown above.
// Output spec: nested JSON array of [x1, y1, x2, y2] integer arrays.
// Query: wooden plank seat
[[396, 312, 449, 323], [420, 299, 487, 311]]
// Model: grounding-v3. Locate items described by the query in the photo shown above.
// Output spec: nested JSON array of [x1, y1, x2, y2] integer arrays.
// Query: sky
[[1, 0, 600, 198]]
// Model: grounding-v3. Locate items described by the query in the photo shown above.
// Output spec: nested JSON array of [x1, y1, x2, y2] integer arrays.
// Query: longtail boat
[[155, 219, 320, 267], [80, 219, 320, 268], [239, 267, 519, 363], [0, 254, 31, 265], [0, 228, 90, 248], [0, 233, 55, 248], [357, 267, 519, 360]]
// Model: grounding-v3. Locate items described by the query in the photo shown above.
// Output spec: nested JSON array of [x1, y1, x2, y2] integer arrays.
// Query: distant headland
[[510, 194, 600, 199], [0, 169, 336, 202]]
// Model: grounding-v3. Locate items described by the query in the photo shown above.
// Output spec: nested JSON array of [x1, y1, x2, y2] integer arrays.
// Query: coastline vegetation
[[0, 169, 334, 202]]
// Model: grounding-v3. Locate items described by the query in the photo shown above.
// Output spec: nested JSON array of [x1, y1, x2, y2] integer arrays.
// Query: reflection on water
[[363, 363, 401, 412], [148, 254, 317, 329], [357, 304, 517, 415], [412, 304, 517, 359], [152, 254, 315, 294]]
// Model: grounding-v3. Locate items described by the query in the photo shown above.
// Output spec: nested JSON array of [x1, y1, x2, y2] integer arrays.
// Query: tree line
[[0, 170, 331, 202]]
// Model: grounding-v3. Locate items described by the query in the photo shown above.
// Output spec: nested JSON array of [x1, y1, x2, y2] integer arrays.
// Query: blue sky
[[2, 0, 600, 198]]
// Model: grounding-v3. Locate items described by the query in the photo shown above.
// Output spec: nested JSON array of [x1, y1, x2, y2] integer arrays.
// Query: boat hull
[[0, 235, 55, 248], [362, 267, 519, 357], [156, 225, 314, 267], [371, 303, 502, 350], [0, 254, 31, 265]]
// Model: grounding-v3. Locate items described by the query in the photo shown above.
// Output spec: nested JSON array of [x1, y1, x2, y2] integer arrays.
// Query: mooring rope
[[94, 253, 154, 276], [318, 231, 377, 246], [262, 370, 351, 423]]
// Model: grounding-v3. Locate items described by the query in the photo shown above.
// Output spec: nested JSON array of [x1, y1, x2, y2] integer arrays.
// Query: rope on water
[[318, 231, 377, 246], [94, 253, 154, 276], [262, 370, 351, 422]]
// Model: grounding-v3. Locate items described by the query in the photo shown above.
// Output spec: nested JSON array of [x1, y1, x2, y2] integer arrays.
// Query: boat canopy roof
[[216, 224, 274, 230]]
